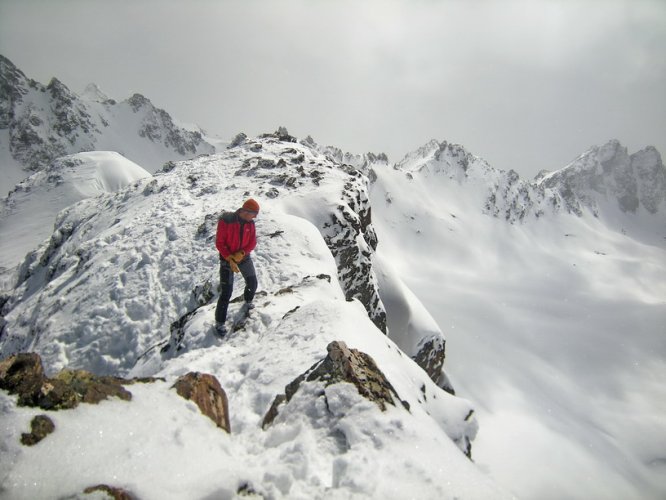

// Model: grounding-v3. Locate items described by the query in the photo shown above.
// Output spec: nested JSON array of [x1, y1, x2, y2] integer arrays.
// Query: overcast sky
[[1, 0, 665, 178]]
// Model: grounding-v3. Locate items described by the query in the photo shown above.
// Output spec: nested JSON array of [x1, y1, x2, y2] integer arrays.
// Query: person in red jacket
[[214, 198, 259, 337]]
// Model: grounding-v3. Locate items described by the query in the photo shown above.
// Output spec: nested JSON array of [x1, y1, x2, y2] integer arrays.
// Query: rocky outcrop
[[412, 336, 446, 385], [172, 372, 231, 433], [0, 352, 158, 411], [263, 341, 407, 429], [322, 171, 387, 334], [1, 353, 231, 448]]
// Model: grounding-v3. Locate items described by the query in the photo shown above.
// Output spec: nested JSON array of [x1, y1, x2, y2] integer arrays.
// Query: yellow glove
[[225, 257, 240, 273], [230, 250, 246, 263]]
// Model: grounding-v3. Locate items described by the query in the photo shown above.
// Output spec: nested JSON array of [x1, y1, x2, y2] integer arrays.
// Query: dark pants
[[215, 256, 257, 323]]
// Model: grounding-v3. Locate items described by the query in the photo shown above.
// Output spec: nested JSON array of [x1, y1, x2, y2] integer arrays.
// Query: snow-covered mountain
[[0, 55, 218, 195], [368, 139, 666, 499], [0, 55, 664, 499], [1, 126, 664, 499]]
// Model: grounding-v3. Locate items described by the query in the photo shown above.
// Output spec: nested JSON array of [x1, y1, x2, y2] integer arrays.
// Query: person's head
[[239, 198, 259, 221]]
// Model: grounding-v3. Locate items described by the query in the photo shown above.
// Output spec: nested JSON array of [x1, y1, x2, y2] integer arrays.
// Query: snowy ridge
[[0, 132, 511, 499], [538, 140, 666, 215]]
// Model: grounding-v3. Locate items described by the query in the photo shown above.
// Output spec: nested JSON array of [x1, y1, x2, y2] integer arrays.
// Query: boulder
[[172, 372, 231, 433], [263, 341, 407, 429], [0, 352, 47, 407], [20, 414, 55, 446]]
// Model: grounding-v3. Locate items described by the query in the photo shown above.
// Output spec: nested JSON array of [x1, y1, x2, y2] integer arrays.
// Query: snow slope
[[0, 134, 506, 498], [369, 144, 666, 499], [0, 151, 151, 271]]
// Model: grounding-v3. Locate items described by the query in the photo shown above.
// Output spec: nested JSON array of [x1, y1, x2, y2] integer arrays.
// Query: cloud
[[1, 0, 664, 177]]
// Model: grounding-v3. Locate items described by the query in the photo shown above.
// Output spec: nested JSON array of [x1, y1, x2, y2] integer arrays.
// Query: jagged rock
[[0, 352, 141, 410], [21, 414, 55, 446], [322, 173, 387, 333], [412, 335, 446, 384], [83, 484, 136, 500], [262, 341, 406, 429], [229, 132, 248, 148], [172, 372, 231, 433]]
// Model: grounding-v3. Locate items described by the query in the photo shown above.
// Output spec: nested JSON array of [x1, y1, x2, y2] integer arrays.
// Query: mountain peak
[[127, 92, 152, 111], [81, 82, 110, 103], [540, 140, 665, 216]]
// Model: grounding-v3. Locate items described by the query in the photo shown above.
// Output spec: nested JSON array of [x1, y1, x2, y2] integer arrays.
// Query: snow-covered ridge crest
[[1, 131, 449, 390], [389, 138, 556, 223], [0, 131, 501, 498]]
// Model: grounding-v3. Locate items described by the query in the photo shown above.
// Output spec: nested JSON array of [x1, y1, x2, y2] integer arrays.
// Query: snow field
[[369, 160, 666, 499]]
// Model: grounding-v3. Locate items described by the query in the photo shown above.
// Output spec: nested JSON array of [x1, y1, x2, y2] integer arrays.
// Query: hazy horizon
[[1, 0, 665, 179]]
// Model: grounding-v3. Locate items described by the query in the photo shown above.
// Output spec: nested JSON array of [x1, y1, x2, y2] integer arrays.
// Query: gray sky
[[1, 0, 665, 178]]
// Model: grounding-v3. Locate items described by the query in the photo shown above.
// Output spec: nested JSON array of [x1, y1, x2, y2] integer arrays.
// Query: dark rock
[[262, 394, 286, 430], [411, 335, 446, 384], [229, 132, 247, 148], [172, 372, 231, 433], [53, 370, 132, 406], [0, 352, 48, 407], [35, 377, 80, 410], [0, 353, 135, 410], [83, 484, 136, 500], [263, 341, 405, 429], [321, 176, 387, 334], [21, 414, 55, 446]]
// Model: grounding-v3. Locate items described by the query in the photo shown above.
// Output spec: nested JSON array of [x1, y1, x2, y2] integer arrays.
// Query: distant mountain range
[[0, 54, 218, 194]]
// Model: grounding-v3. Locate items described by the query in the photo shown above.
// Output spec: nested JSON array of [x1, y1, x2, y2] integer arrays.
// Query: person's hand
[[225, 256, 240, 273], [230, 250, 245, 263]]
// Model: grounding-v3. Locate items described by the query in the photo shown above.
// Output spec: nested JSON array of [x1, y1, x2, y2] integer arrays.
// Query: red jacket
[[216, 211, 256, 260]]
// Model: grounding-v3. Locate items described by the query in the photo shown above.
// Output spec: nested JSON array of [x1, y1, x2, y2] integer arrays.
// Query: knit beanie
[[242, 198, 260, 214]]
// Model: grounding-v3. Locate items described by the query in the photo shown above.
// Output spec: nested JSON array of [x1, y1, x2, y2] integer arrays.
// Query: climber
[[214, 198, 259, 337]]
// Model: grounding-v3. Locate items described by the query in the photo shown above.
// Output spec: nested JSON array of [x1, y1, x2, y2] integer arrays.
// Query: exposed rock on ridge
[[262, 340, 407, 429], [172, 371, 231, 432], [0, 352, 144, 410]]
